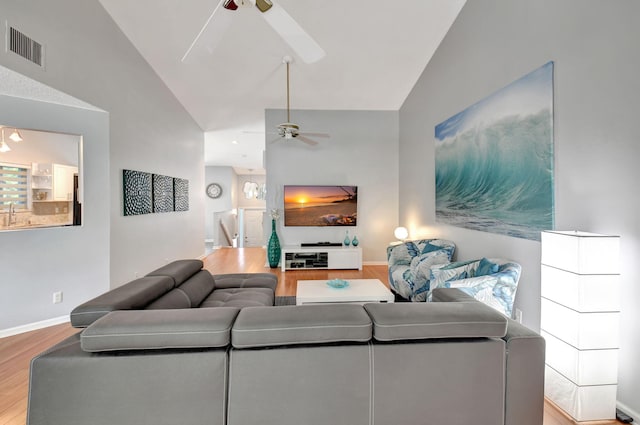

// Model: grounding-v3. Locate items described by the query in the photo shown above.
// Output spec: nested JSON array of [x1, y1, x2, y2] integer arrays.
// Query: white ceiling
[[98, 0, 466, 174]]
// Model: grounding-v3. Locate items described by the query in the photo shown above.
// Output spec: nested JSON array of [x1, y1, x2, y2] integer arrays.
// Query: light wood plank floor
[[0, 247, 621, 425]]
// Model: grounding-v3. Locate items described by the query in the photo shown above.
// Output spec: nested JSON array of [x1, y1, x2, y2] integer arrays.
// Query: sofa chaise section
[[70, 259, 277, 327]]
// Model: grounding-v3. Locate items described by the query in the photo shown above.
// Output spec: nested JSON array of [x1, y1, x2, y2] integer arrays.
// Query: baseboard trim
[[617, 401, 639, 424], [363, 261, 388, 266], [0, 315, 70, 339]]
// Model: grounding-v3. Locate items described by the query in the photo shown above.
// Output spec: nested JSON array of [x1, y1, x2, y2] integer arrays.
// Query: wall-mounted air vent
[[7, 25, 44, 67]]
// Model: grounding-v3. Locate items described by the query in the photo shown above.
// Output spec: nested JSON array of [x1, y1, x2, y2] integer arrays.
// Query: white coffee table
[[296, 279, 395, 305]]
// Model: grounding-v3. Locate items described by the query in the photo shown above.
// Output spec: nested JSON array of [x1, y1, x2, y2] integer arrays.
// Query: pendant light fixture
[[8, 128, 23, 142], [0, 128, 12, 153]]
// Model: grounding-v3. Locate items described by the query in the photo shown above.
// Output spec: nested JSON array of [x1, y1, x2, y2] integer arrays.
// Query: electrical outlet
[[515, 308, 523, 323], [52, 291, 63, 304]]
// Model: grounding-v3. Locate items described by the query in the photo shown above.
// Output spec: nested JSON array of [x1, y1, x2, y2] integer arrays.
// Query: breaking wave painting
[[435, 62, 554, 241]]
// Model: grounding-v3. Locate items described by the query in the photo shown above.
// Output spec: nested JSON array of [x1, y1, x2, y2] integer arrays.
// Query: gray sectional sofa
[[27, 261, 545, 425]]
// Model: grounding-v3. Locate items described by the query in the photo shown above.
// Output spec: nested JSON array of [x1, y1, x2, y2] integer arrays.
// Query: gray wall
[[399, 0, 640, 415], [0, 95, 110, 331], [0, 0, 204, 331], [265, 109, 399, 263]]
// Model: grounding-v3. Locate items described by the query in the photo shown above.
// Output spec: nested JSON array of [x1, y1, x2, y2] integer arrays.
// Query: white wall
[[0, 0, 204, 331], [204, 166, 237, 241], [265, 109, 399, 263], [0, 128, 79, 167], [399, 0, 640, 416]]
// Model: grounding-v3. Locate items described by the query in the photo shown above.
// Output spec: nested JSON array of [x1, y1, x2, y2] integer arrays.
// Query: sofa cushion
[[145, 288, 192, 309], [80, 308, 240, 352], [146, 271, 216, 309], [70, 276, 175, 328], [178, 270, 216, 306], [364, 302, 507, 341], [146, 259, 204, 286], [428, 259, 521, 317], [232, 305, 372, 348], [212, 273, 278, 292], [429, 259, 479, 287], [200, 288, 274, 308]]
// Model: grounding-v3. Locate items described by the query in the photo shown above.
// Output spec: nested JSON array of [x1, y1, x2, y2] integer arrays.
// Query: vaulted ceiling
[[98, 0, 466, 172]]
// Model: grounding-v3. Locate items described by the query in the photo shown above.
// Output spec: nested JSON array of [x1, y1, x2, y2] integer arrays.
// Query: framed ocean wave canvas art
[[435, 61, 554, 241]]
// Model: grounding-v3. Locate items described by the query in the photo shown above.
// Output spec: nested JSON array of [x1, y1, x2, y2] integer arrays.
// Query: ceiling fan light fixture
[[255, 0, 273, 13], [223, 0, 239, 10]]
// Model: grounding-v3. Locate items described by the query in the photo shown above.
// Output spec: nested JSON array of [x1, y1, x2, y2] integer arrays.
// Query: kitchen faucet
[[8, 202, 16, 226]]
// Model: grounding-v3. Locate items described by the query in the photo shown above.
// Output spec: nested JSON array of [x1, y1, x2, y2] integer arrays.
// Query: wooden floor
[[202, 247, 391, 297], [0, 247, 622, 425], [0, 323, 78, 425]]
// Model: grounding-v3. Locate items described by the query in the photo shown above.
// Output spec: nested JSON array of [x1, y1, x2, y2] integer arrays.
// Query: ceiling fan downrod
[[286, 60, 291, 123]]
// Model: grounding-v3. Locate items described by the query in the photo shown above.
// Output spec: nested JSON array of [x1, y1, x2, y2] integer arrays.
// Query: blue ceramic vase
[[343, 230, 351, 246]]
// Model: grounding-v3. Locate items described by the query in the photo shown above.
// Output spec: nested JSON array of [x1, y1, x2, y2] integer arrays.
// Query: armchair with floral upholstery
[[386, 239, 456, 301], [427, 257, 521, 317]]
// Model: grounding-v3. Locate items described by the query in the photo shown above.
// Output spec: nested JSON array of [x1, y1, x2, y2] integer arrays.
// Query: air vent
[[8, 26, 43, 67]]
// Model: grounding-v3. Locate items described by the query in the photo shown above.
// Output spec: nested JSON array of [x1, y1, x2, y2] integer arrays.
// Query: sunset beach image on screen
[[284, 185, 357, 226]]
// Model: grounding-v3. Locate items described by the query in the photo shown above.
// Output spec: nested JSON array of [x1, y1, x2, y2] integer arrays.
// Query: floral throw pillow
[[476, 257, 499, 276], [429, 259, 480, 290], [411, 249, 451, 301]]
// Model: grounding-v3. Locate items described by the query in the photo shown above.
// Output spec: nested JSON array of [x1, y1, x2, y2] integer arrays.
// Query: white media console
[[281, 245, 363, 272]]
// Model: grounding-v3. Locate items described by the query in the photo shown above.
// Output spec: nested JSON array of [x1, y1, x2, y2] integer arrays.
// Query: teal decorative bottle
[[351, 235, 359, 247], [267, 219, 281, 268], [343, 230, 351, 246]]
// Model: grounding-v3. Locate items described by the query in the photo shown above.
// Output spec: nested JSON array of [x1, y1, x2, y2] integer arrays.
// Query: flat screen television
[[284, 185, 357, 226]]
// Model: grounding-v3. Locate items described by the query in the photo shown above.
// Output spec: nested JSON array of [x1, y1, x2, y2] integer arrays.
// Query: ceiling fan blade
[[254, 1, 325, 64], [181, 0, 232, 63], [299, 132, 330, 138], [296, 135, 319, 146]]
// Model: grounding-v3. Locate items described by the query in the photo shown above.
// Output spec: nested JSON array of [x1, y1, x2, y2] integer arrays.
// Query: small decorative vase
[[267, 219, 281, 268], [343, 230, 351, 246], [351, 235, 359, 247]]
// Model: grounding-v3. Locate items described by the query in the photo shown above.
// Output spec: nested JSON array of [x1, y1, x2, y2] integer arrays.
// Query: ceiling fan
[[271, 56, 330, 146], [182, 0, 325, 64]]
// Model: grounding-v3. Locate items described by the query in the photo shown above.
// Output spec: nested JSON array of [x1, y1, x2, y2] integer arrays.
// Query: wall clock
[[206, 183, 223, 199]]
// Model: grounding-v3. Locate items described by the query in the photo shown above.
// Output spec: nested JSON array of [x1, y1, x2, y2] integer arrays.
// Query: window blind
[[0, 164, 28, 209]]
